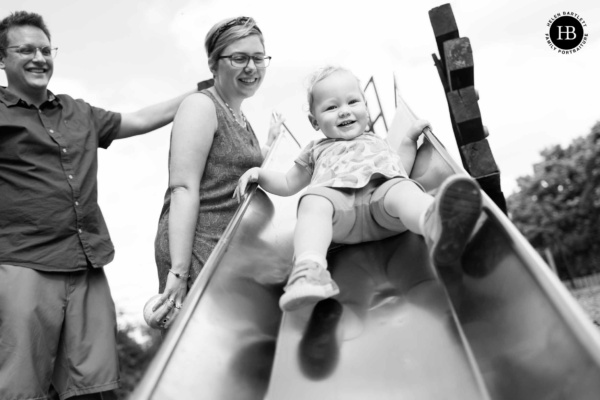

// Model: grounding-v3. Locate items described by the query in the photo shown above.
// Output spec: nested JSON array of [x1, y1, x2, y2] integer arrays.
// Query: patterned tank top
[[154, 89, 263, 291]]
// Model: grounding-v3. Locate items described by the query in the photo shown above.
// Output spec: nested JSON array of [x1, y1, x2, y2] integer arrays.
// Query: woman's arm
[[156, 93, 217, 327]]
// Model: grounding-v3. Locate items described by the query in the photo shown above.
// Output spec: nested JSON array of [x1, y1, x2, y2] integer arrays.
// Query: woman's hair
[[0, 11, 51, 57], [306, 66, 361, 114], [205, 16, 264, 73]]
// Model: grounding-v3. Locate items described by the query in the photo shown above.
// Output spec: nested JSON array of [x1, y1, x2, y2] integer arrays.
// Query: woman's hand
[[233, 167, 261, 203], [151, 273, 189, 330], [406, 119, 431, 142]]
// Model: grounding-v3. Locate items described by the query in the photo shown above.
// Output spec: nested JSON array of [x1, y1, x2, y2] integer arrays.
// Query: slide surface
[[132, 101, 600, 400]]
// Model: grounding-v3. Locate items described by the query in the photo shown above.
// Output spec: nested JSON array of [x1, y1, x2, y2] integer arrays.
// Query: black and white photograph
[[1, 0, 599, 398]]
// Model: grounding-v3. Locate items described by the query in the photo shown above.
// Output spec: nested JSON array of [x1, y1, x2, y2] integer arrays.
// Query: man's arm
[[115, 88, 197, 140]]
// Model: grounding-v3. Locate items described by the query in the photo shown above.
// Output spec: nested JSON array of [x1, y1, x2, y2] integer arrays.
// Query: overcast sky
[[2, 0, 599, 326]]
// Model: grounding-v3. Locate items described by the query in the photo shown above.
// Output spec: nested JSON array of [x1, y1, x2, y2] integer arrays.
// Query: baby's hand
[[234, 167, 261, 203], [406, 119, 431, 142], [267, 111, 285, 146]]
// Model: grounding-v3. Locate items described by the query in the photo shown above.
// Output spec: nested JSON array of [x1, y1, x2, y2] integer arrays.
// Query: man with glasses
[[0, 11, 195, 400]]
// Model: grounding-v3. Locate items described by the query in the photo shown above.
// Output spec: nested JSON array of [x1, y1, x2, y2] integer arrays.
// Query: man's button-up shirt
[[0, 87, 121, 271]]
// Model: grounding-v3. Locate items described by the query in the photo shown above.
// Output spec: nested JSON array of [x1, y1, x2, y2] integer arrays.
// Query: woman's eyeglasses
[[218, 53, 271, 69]]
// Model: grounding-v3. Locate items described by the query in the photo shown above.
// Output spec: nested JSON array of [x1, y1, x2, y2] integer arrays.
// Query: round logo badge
[[545, 12, 588, 54]]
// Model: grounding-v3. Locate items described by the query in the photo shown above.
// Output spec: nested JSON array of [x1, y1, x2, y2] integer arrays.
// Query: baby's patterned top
[[295, 132, 408, 189]]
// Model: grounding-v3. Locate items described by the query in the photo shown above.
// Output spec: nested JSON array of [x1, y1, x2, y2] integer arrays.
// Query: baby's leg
[[382, 180, 433, 235], [384, 176, 482, 267], [294, 195, 334, 265], [280, 195, 340, 311]]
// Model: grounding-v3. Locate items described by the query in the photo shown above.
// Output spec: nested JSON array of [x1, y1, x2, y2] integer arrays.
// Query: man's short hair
[[0, 11, 51, 57]]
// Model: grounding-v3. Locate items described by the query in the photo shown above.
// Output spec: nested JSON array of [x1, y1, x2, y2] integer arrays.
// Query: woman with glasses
[[151, 16, 279, 329]]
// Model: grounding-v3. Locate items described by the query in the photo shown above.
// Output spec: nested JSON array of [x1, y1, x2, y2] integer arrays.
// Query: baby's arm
[[234, 164, 311, 202], [398, 119, 430, 175]]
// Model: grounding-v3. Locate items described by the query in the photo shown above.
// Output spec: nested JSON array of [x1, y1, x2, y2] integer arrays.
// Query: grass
[[570, 284, 600, 328]]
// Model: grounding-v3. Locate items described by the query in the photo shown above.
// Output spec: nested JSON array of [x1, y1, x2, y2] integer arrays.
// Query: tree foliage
[[115, 323, 161, 399], [507, 122, 600, 279]]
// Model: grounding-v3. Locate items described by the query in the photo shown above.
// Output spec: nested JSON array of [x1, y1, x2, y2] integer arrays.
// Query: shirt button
[[68, 175, 73, 179], [63, 148, 67, 153], [75, 201, 79, 206], [78, 229, 82, 234], [49, 129, 54, 133]]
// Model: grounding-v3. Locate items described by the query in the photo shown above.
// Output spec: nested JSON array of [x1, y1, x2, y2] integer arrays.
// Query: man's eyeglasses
[[4, 45, 58, 59], [219, 54, 271, 69]]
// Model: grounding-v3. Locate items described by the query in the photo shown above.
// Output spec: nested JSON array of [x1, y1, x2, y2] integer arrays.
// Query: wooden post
[[429, 4, 459, 74], [429, 4, 507, 213]]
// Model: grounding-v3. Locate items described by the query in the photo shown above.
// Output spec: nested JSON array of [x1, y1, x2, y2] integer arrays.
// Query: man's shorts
[[0, 265, 120, 400], [300, 177, 424, 244]]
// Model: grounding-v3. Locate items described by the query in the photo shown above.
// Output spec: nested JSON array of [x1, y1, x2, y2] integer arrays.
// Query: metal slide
[[132, 97, 600, 400]]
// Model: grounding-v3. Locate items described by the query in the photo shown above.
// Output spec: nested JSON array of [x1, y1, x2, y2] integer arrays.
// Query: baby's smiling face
[[308, 71, 369, 141]]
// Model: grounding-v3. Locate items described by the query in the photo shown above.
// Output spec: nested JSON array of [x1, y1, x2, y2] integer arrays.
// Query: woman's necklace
[[224, 101, 247, 129], [214, 88, 246, 129]]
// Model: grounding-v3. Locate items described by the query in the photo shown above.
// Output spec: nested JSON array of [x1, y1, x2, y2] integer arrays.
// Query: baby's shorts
[[299, 177, 424, 244]]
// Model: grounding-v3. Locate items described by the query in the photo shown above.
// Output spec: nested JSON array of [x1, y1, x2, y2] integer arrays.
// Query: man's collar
[[0, 86, 21, 106], [47, 91, 59, 105], [0, 86, 60, 108]]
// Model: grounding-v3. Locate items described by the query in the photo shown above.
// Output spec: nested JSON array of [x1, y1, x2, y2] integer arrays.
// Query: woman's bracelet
[[169, 269, 191, 280]]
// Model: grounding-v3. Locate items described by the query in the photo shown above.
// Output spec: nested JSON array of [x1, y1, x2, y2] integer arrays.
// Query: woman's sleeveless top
[[154, 90, 263, 291]]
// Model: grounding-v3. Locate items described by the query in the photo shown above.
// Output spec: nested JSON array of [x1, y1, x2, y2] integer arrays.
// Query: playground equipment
[[132, 5, 600, 399]]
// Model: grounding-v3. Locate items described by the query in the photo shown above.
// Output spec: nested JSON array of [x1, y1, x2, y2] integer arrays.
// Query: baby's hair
[[306, 66, 362, 114]]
